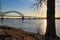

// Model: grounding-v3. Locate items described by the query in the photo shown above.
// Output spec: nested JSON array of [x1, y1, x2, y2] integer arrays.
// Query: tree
[[34, 0, 57, 39], [45, 0, 56, 38]]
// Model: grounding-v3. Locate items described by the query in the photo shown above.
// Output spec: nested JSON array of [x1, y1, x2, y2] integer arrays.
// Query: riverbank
[[0, 26, 44, 40]]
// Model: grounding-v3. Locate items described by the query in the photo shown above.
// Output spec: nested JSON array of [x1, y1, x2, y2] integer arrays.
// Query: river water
[[0, 18, 60, 37]]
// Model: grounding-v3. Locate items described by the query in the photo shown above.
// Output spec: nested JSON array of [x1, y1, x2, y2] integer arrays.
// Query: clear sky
[[1, 0, 37, 16], [56, 0, 60, 17], [0, 0, 60, 17]]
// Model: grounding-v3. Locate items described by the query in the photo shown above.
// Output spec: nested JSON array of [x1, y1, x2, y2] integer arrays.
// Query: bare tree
[[34, 0, 57, 39]]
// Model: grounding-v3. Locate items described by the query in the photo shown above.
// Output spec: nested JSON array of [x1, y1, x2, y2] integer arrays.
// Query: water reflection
[[0, 18, 60, 37], [56, 19, 60, 37], [0, 18, 46, 34]]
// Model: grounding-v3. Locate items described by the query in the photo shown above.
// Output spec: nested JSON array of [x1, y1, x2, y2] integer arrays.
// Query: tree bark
[[45, 0, 56, 38]]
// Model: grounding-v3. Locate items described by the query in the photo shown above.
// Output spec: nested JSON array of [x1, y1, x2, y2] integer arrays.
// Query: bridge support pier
[[0, 15, 4, 25], [1, 15, 4, 21], [22, 17, 24, 20]]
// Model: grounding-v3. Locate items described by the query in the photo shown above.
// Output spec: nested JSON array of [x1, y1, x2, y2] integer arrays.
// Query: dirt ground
[[0, 26, 44, 40]]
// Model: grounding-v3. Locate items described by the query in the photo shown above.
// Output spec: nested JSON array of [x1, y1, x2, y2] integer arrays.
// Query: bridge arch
[[0, 11, 24, 20], [5, 11, 24, 16]]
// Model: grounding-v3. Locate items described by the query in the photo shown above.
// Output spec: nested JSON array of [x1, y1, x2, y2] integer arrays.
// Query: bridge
[[0, 11, 47, 20], [0, 15, 46, 20], [0, 11, 24, 20], [0, 11, 60, 20]]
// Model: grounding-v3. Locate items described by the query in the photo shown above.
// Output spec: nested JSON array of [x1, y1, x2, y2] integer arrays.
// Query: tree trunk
[[45, 0, 56, 38]]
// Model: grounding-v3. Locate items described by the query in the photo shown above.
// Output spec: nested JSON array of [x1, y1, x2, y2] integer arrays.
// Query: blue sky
[[1, 0, 36, 16], [0, 0, 60, 17]]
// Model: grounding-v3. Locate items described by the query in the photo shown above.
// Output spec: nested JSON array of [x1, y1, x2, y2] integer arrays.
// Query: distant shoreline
[[0, 17, 46, 20]]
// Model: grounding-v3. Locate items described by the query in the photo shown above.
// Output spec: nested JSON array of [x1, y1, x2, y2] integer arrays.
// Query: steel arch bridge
[[0, 11, 24, 20]]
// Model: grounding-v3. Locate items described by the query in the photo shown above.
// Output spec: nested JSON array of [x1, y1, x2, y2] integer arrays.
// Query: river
[[0, 18, 60, 37]]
